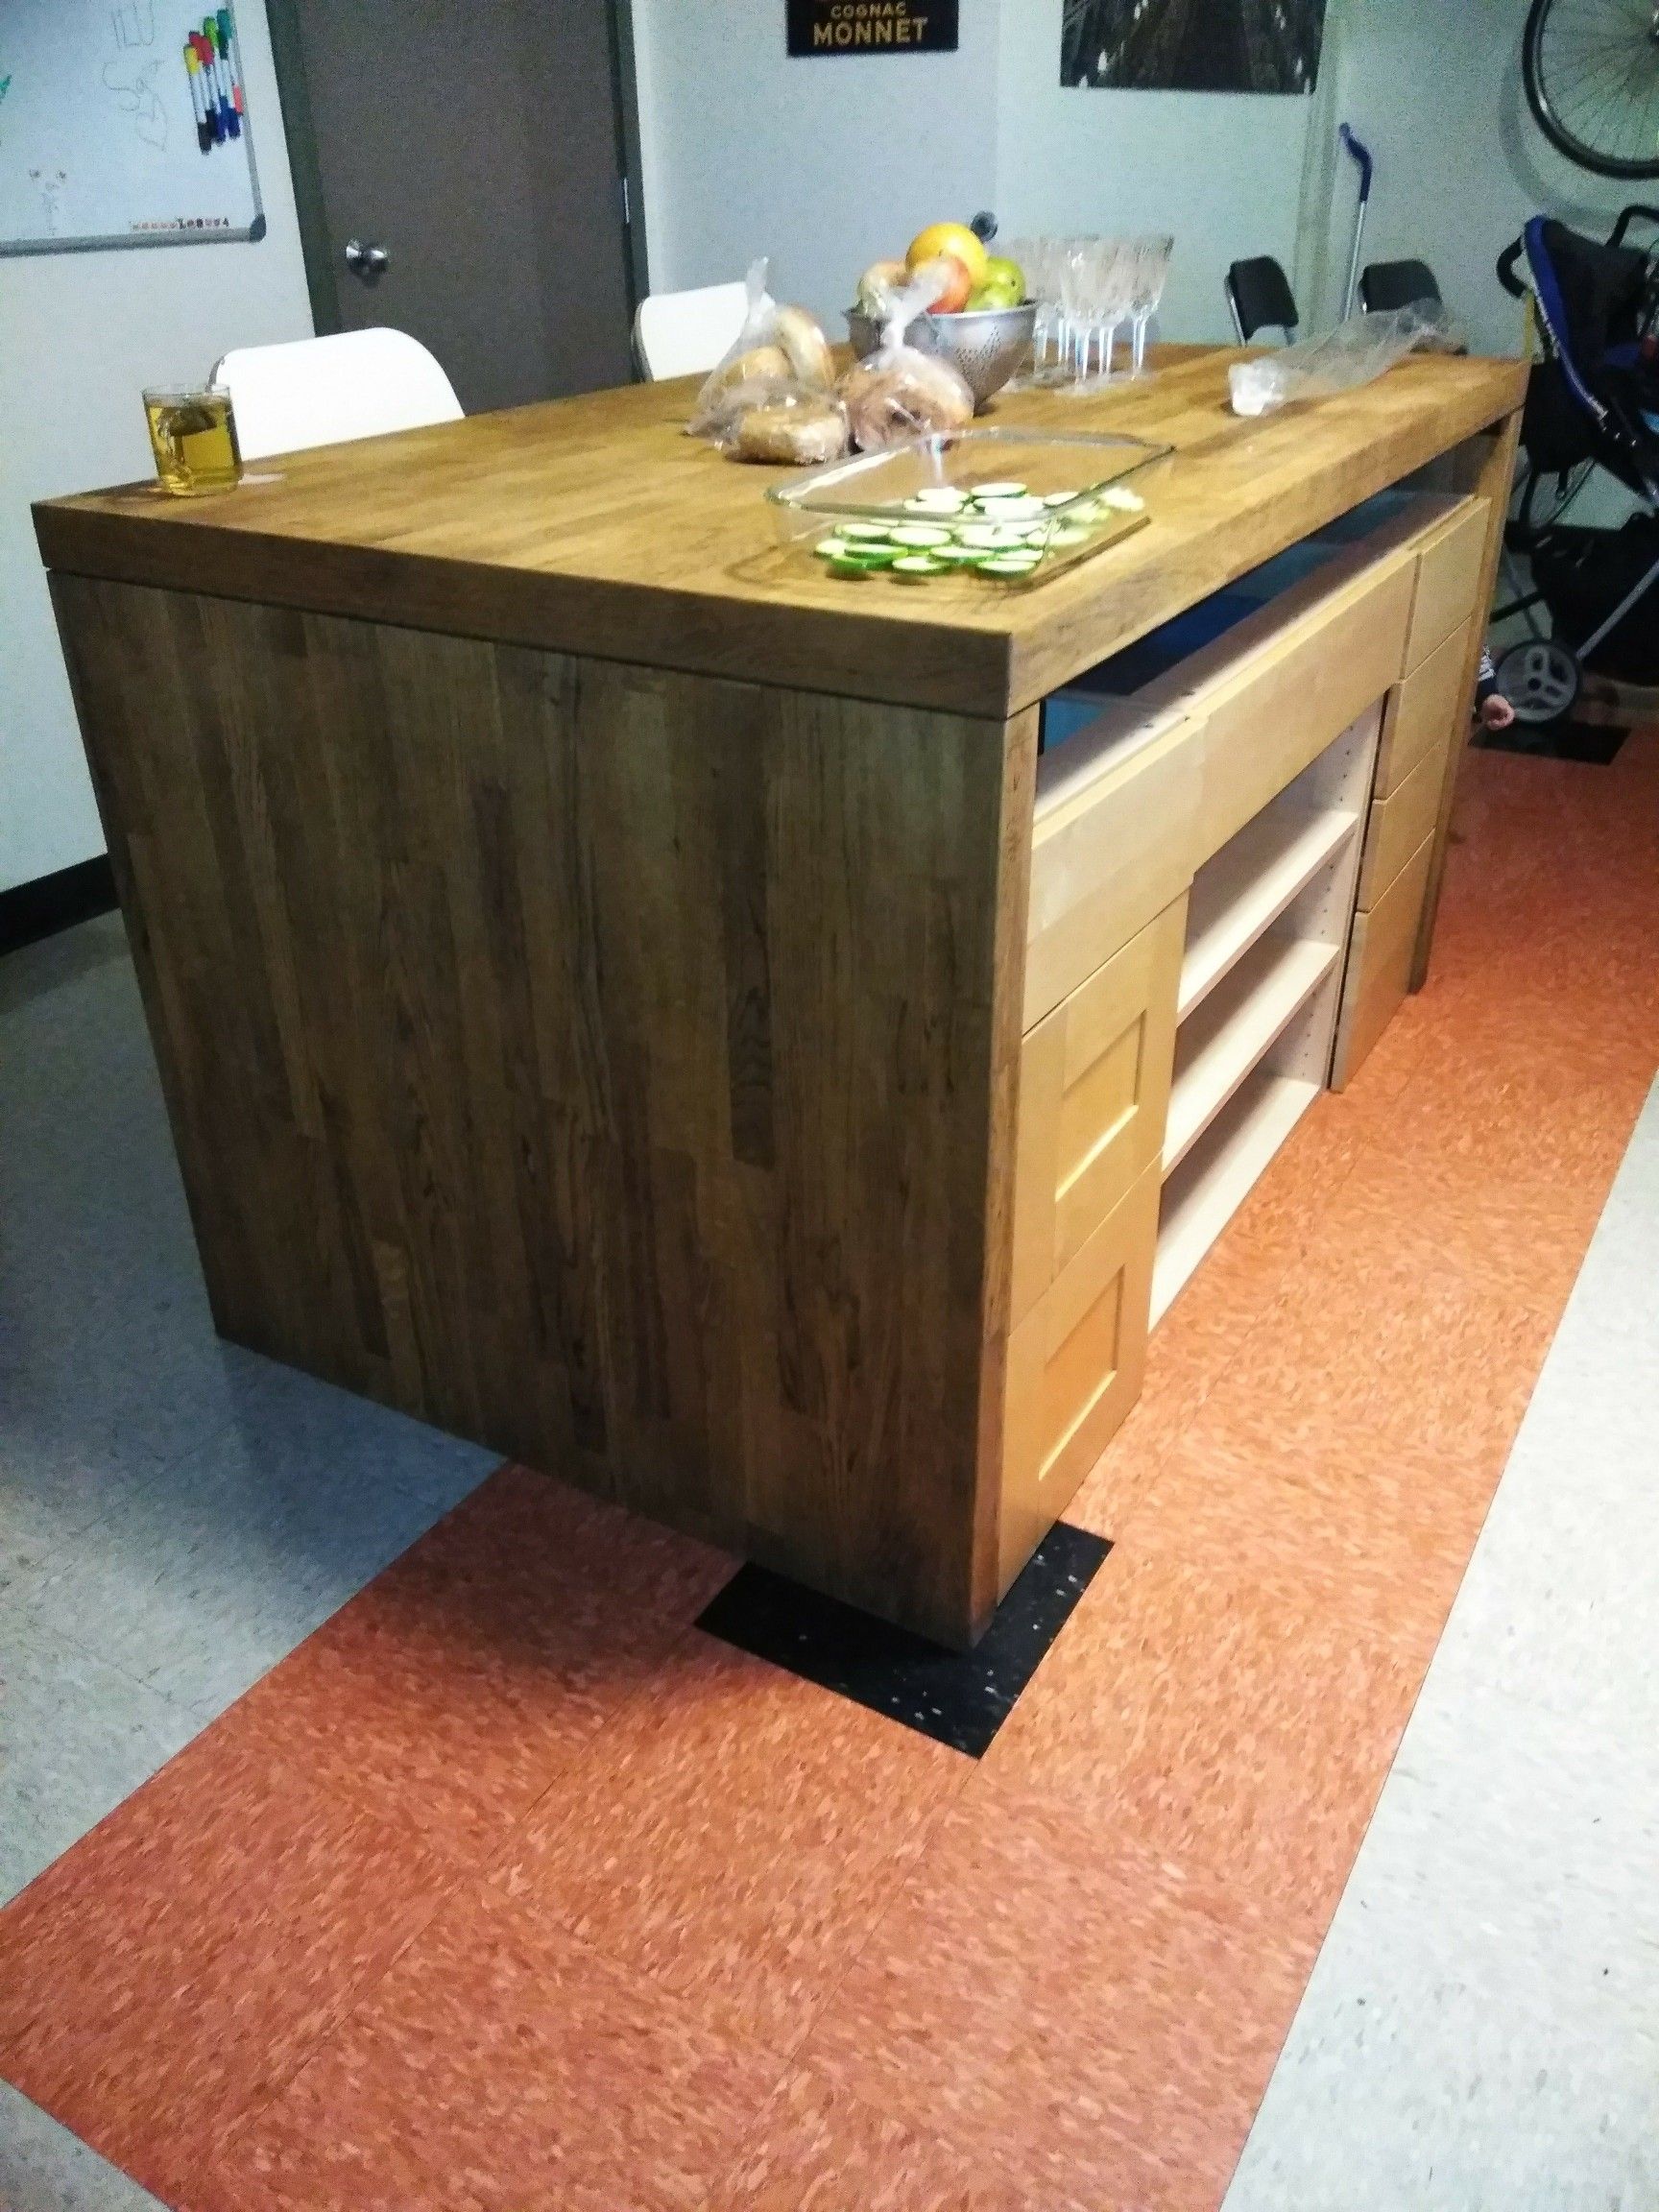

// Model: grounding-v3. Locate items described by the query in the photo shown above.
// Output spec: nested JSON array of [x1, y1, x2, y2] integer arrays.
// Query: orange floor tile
[[3, 733, 1658, 2211]]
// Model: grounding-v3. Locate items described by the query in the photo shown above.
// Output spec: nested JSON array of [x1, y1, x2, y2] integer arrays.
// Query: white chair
[[209, 327, 464, 461], [633, 281, 749, 381]]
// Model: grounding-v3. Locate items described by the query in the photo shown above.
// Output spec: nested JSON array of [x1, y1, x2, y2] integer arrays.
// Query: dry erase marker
[[216, 11, 242, 122], [211, 16, 241, 137], [183, 45, 211, 152], [192, 31, 226, 141]]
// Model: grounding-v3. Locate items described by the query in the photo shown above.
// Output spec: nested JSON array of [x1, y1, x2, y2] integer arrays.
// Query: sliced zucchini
[[972, 480, 1026, 500], [1047, 524, 1092, 548], [840, 522, 892, 542], [978, 554, 1042, 578], [891, 554, 948, 580], [828, 556, 874, 578], [1042, 490, 1076, 508], [890, 523, 953, 549], [814, 537, 853, 560], [906, 488, 970, 511], [1099, 486, 1146, 512]]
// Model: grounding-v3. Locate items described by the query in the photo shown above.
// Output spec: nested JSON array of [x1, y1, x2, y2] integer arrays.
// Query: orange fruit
[[905, 222, 988, 290]]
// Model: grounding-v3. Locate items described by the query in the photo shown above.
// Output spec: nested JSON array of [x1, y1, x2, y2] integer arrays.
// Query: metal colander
[[844, 303, 1038, 408]]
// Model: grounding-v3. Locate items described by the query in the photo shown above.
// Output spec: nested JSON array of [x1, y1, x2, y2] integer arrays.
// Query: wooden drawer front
[[1194, 557, 1416, 855], [1011, 895, 1186, 1328], [1407, 499, 1489, 671], [1334, 832, 1435, 1088], [999, 1157, 1159, 1595], [1025, 719, 1201, 1031], [1358, 737, 1447, 908], [1375, 620, 1471, 799]]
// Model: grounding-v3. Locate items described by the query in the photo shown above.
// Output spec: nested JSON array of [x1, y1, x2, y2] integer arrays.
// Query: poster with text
[[1061, 0, 1327, 93]]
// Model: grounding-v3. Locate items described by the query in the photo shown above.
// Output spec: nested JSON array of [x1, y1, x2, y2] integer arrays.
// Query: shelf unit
[[1152, 1067, 1322, 1323], [1178, 803, 1358, 1021], [1164, 933, 1339, 1175], [1150, 703, 1381, 1325]]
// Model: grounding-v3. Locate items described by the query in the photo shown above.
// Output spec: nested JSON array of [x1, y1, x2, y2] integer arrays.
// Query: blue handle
[[1340, 123, 1375, 203]]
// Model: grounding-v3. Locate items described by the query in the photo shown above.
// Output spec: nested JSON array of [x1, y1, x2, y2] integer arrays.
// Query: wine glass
[[1059, 242, 1101, 389], [1127, 234, 1174, 379]]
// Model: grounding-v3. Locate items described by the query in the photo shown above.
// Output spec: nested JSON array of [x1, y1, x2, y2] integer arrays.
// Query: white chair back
[[210, 327, 464, 460], [633, 281, 749, 381]]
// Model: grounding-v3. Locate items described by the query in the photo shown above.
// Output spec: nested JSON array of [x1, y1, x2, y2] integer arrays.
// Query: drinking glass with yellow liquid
[[143, 386, 243, 496]]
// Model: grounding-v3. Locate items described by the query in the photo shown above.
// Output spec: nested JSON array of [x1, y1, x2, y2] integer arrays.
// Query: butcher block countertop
[[35, 346, 1527, 719]]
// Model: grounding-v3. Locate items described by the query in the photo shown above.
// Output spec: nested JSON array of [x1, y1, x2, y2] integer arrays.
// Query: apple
[[916, 252, 974, 314], [855, 256, 910, 315], [905, 221, 988, 290], [968, 255, 1025, 310]]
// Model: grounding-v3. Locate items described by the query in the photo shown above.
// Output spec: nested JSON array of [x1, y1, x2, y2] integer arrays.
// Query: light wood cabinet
[[1000, 1158, 1160, 1595], [1407, 501, 1491, 670], [1334, 833, 1436, 1086], [1375, 620, 1474, 798], [1011, 896, 1186, 1329]]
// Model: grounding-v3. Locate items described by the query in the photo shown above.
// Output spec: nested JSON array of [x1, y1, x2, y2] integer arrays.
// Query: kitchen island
[[36, 346, 1526, 1646]]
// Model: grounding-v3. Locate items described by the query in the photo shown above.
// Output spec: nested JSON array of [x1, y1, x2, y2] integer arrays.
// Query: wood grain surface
[[36, 348, 1528, 718], [55, 574, 1032, 1646]]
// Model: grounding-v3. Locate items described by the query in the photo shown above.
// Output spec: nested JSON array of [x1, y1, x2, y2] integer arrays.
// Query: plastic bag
[[836, 264, 975, 451], [687, 255, 841, 461], [1228, 301, 1463, 419]]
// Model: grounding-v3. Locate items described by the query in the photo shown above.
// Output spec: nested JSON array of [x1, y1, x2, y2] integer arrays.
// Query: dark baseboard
[[0, 855, 119, 956]]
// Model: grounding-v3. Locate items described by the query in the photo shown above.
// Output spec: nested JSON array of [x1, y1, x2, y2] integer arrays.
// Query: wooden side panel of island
[[53, 575, 1035, 1646]]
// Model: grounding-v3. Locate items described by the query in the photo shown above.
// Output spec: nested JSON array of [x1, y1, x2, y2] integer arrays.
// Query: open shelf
[[1164, 933, 1339, 1176], [1179, 805, 1358, 1021], [1151, 1067, 1322, 1324]]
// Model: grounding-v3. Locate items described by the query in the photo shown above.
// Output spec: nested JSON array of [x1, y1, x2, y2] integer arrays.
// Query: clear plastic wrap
[[686, 256, 843, 462], [835, 264, 976, 451], [1228, 301, 1463, 420]]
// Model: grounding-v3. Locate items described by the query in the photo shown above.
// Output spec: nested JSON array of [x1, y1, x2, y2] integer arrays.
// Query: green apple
[[967, 255, 1025, 310]]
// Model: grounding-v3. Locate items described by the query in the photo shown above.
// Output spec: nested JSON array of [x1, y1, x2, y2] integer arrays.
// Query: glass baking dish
[[766, 427, 1171, 588]]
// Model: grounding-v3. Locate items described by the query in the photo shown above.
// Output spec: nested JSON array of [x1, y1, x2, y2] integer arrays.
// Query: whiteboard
[[0, 0, 265, 255]]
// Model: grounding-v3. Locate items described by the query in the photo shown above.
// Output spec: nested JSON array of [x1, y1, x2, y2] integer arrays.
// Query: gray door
[[273, 0, 637, 412]]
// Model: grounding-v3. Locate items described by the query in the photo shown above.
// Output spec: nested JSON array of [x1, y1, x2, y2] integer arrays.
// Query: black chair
[[1359, 257, 1442, 314], [1224, 256, 1301, 343]]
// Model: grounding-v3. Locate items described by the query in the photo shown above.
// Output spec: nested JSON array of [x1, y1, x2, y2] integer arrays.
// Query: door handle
[[344, 237, 390, 282]]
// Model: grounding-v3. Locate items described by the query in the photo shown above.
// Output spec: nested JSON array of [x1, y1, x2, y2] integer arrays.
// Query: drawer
[[1011, 893, 1185, 1329], [1375, 620, 1472, 799], [1358, 735, 1447, 908], [1333, 832, 1435, 1088], [1025, 716, 1201, 1031], [1193, 555, 1417, 854], [999, 1155, 1159, 1596], [1406, 499, 1489, 671]]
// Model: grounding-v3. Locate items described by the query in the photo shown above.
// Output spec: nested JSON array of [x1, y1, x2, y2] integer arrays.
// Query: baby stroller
[[1494, 207, 1659, 722]]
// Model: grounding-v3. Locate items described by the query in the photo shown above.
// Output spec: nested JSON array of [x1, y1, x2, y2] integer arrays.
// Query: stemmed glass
[[1126, 235, 1174, 379], [1060, 239, 1137, 392], [1002, 237, 1067, 389]]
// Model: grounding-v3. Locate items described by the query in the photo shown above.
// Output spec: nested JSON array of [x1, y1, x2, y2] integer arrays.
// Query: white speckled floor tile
[[0, 1619, 202, 1906], [0, 2080, 164, 2212], [1225, 1073, 1659, 2212]]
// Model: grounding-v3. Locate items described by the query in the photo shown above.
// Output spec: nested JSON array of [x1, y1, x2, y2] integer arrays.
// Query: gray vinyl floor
[[3, 913, 1658, 2211]]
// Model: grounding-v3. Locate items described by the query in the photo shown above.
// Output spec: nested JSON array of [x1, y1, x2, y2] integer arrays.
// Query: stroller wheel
[[1495, 638, 1582, 724]]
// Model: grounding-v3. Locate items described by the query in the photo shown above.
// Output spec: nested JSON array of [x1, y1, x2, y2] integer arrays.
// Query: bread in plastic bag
[[1228, 301, 1463, 419], [687, 256, 838, 455], [836, 263, 975, 450]]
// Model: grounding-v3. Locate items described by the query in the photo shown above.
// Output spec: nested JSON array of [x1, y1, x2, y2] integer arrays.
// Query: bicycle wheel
[[1525, 0, 1659, 179]]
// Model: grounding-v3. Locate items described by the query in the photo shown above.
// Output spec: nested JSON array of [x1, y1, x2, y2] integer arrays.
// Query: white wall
[[996, 0, 1314, 344], [1310, 0, 1635, 355], [632, 0, 1317, 343], [633, 0, 1004, 326], [0, 0, 314, 895]]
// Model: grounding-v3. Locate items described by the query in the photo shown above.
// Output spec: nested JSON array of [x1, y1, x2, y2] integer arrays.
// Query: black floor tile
[[695, 1523, 1111, 1758], [1475, 721, 1627, 764]]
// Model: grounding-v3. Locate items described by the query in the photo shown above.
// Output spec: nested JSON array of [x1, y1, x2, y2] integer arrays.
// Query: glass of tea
[[142, 385, 243, 496]]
